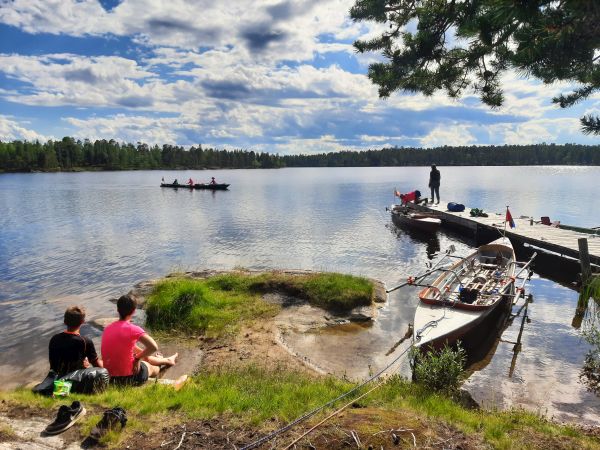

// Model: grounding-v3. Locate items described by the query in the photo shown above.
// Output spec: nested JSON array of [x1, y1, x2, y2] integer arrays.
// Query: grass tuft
[[146, 276, 279, 336]]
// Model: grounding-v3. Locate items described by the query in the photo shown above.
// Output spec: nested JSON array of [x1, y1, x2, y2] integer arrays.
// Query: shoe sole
[[44, 407, 87, 435]]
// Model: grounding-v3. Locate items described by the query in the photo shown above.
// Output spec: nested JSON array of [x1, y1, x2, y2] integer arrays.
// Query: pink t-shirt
[[101, 320, 145, 377]]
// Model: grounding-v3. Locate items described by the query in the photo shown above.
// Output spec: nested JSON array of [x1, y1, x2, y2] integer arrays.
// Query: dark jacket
[[429, 168, 441, 188]]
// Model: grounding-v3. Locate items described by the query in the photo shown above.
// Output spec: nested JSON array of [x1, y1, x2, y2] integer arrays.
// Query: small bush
[[412, 343, 466, 394]]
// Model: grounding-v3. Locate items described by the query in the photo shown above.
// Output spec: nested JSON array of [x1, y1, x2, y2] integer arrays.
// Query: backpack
[[447, 202, 465, 212], [61, 367, 110, 394]]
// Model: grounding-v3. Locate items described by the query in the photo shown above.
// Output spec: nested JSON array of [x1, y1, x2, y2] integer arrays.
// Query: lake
[[1, 166, 599, 423]]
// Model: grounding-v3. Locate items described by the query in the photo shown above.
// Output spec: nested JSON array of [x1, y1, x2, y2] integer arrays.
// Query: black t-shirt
[[48, 331, 98, 376]]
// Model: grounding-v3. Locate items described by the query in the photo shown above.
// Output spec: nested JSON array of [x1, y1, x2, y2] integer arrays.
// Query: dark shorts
[[110, 361, 149, 387]]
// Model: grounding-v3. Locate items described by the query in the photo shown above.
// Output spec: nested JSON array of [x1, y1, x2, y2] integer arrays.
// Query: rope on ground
[[239, 343, 413, 450], [282, 378, 387, 450]]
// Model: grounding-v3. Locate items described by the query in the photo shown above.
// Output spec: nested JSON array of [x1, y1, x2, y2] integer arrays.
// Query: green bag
[[53, 379, 72, 397]]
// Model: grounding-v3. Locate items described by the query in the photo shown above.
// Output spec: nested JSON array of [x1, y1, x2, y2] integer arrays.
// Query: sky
[[0, 0, 598, 154]]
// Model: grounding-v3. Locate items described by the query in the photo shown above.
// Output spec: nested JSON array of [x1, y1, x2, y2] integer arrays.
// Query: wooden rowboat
[[413, 237, 516, 351], [160, 183, 230, 190], [390, 205, 441, 233]]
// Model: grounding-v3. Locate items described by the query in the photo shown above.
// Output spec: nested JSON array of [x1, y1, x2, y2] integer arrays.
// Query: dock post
[[578, 238, 592, 284]]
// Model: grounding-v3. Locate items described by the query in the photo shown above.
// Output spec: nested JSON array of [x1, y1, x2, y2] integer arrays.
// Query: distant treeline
[[0, 137, 599, 172]]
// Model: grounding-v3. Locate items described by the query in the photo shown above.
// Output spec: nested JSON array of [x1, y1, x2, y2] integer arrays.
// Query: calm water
[[1, 166, 599, 423]]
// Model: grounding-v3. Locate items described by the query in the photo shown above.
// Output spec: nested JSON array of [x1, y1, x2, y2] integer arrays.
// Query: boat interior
[[422, 243, 515, 308]]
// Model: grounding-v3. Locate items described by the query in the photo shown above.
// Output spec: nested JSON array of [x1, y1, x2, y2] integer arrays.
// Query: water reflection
[[1, 167, 600, 422]]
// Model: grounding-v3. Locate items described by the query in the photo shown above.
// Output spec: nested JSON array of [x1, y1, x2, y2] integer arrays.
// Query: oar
[[386, 245, 456, 293]]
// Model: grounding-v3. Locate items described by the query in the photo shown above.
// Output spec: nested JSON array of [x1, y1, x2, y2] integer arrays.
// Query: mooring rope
[[239, 343, 414, 450], [282, 378, 389, 450]]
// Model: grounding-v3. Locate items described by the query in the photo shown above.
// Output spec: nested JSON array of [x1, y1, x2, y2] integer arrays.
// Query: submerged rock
[[349, 312, 372, 322]]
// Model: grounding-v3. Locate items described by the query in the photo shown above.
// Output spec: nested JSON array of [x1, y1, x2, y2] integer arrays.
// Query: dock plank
[[407, 201, 600, 265]]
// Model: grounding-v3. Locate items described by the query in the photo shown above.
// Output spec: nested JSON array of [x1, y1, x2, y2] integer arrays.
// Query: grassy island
[[1, 271, 598, 449], [145, 272, 374, 336]]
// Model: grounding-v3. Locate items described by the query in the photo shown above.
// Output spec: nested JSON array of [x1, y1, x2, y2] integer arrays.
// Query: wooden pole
[[509, 293, 532, 378], [579, 238, 592, 284]]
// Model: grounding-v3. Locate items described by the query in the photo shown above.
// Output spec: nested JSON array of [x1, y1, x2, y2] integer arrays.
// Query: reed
[[575, 275, 600, 319]]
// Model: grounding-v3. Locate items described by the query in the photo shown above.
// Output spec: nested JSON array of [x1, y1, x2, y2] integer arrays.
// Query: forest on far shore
[[1, 137, 599, 172]]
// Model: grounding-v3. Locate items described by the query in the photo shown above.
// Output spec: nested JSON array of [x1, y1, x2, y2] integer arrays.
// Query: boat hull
[[414, 294, 511, 352], [390, 207, 441, 233], [160, 183, 230, 190]]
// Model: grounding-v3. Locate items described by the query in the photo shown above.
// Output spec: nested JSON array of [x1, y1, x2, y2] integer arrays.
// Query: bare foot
[[165, 353, 178, 367]]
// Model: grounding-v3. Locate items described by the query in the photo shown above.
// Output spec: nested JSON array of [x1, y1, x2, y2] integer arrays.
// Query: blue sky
[[0, 0, 597, 154]]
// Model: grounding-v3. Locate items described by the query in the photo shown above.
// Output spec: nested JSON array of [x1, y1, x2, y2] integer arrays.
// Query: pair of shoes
[[44, 401, 86, 435], [89, 407, 127, 442]]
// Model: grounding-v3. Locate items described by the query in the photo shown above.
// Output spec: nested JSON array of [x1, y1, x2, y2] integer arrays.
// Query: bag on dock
[[447, 202, 465, 212], [470, 208, 488, 217]]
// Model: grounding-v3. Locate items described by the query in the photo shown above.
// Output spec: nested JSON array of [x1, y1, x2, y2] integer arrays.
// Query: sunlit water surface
[[1, 166, 599, 423]]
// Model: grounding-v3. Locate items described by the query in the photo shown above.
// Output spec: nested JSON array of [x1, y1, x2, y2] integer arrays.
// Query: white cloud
[[421, 124, 476, 147], [64, 114, 188, 144], [486, 118, 583, 145], [0, 115, 52, 141], [0, 0, 359, 63]]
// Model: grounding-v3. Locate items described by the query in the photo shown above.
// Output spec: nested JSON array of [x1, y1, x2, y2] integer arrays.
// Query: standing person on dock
[[429, 164, 441, 205]]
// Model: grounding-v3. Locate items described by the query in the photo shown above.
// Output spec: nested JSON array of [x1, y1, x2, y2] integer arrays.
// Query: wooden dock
[[407, 201, 600, 267]]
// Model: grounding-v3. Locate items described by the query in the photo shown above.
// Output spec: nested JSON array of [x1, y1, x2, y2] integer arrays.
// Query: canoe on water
[[413, 237, 516, 351], [160, 183, 230, 190], [390, 205, 441, 233]]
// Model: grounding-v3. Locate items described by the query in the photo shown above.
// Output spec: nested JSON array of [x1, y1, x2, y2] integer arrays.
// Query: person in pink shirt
[[101, 295, 178, 385]]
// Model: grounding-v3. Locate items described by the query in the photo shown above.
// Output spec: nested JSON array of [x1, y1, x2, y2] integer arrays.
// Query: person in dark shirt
[[49, 306, 103, 377], [428, 164, 441, 204]]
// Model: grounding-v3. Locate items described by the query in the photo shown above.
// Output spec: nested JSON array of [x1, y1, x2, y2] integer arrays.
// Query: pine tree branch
[[581, 115, 600, 135]]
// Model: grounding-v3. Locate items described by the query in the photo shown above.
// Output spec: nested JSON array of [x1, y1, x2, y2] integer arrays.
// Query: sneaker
[[89, 407, 127, 442], [44, 401, 86, 435]]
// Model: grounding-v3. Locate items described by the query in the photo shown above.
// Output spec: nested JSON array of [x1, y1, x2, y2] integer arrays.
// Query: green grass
[[145, 272, 374, 336], [146, 276, 279, 336], [4, 366, 352, 427], [368, 376, 598, 449], [3, 370, 597, 449]]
